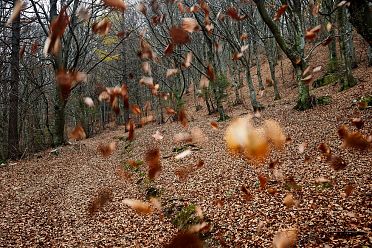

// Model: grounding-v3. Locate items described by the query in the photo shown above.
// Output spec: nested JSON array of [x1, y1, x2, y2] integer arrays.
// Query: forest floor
[[0, 38, 371, 247]]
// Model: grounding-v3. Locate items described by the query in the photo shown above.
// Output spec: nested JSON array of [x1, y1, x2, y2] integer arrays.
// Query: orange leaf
[[102, 0, 127, 12], [170, 26, 191, 45], [145, 148, 161, 180], [6, 0, 24, 27], [97, 142, 116, 157], [123, 199, 152, 214], [181, 18, 200, 33], [130, 104, 141, 115], [178, 109, 188, 127], [273, 4, 288, 21], [127, 120, 135, 141], [68, 123, 86, 141], [92, 18, 112, 36], [210, 121, 218, 129], [258, 174, 267, 190]]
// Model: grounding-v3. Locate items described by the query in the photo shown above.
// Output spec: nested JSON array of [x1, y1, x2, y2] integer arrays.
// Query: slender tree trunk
[[53, 92, 67, 146], [294, 65, 313, 110], [253, 40, 264, 90], [337, 6, 357, 91], [8, 0, 21, 159], [246, 69, 264, 112], [348, 0, 372, 46], [368, 45, 372, 67], [346, 20, 357, 68]]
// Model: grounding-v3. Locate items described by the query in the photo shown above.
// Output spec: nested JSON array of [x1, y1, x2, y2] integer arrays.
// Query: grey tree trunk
[[368, 45, 372, 67], [348, 0, 372, 46], [346, 20, 357, 68], [253, 39, 265, 91], [337, 5, 357, 91], [8, 0, 21, 159], [246, 69, 264, 112]]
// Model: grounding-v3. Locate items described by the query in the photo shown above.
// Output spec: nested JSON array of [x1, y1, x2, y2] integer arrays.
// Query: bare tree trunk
[[348, 0, 372, 46], [253, 39, 264, 91], [337, 5, 357, 91], [8, 0, 21, 158], [368, 45, 372, 67], [346, 20, 357, 68], [246, 69, 264, 112]]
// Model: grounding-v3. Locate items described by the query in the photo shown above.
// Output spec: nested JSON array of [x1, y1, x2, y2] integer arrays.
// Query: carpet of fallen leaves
[[1, 42, 371, 247]]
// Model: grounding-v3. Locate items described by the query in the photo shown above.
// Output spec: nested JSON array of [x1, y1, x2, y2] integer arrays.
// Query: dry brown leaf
[[166, 68, 179, 78], [183, 52, 193, 68], [283, 193, 296, 208], [6, 0, 24, 27], [123, 199, 152, 214], [83, 97, 94, 107], [181, 18, 200, 33], [273, 4, 288, 21], [97, 142, 116, 157], [170, 26, 191, 45], [338, 125, 370, 151], [102, 0, 127, 12], [210, 121, 218, 129], [264, 120, 286, 149], [92, 18, 111, 36], [152, 130, 163, 141], [165, 232, 203, 248], [258, 174, 267, 190], [87, 188, 113, 216], [146, 148, 161, 180], [127, 120, 135, 141], [68, 123, 86, 141], [130, 104, 141, 115], [273, 227, 298, 248], [178, 109, 188, 127]]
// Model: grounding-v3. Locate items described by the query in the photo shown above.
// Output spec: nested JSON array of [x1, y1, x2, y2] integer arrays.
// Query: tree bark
[[348, 0, 372, 46], [337, 5, 357, 91], [8, 0, 21, 159]]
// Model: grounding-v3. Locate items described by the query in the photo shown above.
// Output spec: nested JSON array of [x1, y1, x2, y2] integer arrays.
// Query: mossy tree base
[[340, 74, 357, 91], [294, 95, 316, 111]]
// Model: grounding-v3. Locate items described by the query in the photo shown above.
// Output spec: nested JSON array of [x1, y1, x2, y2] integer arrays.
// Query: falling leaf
[[175, 165, 193, 181], [31, 41, 39, 55], [68, 123, 86, 141], [315, 176, 330, 184], [191, 127, 207, 144], [164, 43, 174, 56], [326, 22, 333, 32], [312, 66, 322, 73], [6, 0, 24, 27], [199, 75, 210, 89], [97, 142, 116, 157], [84, 97, 94, 107], [273, 228, 298, 248], [181, 18, 200, 33], [344, 184, 354, 197], [305, 25, 321, 40], [145, 148, 161, 180], [240, 33, 249, 40], [152, 130, 163, 141], [283, 193, 296, 208], [298, 142, 307, 154], [258, 174, 267, 190], [189, 222, 208, 233], [165, 107, 176, 115], [92, 18, 111, 36], [174, 132, 192, 143], [226, 7, 245, 21], [268, 187, 278, 195], [102, 0, 127, 12], [338, 125, 370, 151], [178, 109, 188, 127], [337, 1, 347, 7], [273, 4, 288, 21], [140, 115, 154, 126], [166, 68, 179, 78], [329, 155, 347, 171], [130, 104, 141, 115], [142, 62, 151, 75], [318, 143, 331, 155], [321, 36, 333, 46], [183, 52, 193, 68], [264, 120, 286, 149], [165, 232, 203, 248], [207, 64, 215, 81], [127, 120, 135, 141], [123, 199, 152, 214], [87, 188, 113, 216], [210, 121, 218, 129], [351, 118, 364, 129], [137, 2, 147, 15], [241, 185, 253, 201], [175, 149, 192, 160], [77, 5, 91, 21], [169, 26, 191, 45]]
